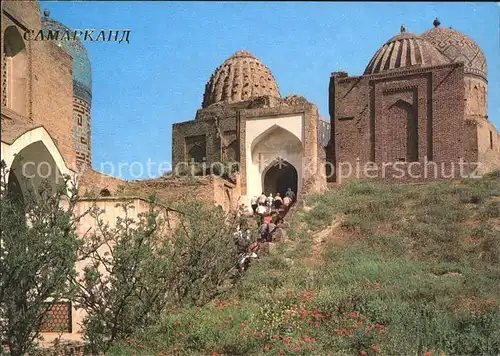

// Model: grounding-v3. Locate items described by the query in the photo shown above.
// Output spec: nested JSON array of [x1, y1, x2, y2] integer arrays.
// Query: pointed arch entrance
[[247, 123, 303, 202], [262, 159, 298, 198]]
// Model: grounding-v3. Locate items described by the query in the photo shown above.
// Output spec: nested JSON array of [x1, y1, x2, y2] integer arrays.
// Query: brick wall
[[477, 120, 500, 174], [330, 63, 475, 182], [1, 1, 75, 169], [78, 167, 125, 195]]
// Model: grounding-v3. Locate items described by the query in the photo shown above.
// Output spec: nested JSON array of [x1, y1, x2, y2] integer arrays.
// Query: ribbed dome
[[202, 50, 280, 108], [41, 10, 92, 103], [421, 24, 487, 80], [364, 31, 449, 75]]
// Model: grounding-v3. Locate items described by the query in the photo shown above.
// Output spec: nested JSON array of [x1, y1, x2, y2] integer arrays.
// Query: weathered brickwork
[[329, 23, 499, 182], [78, 168, 238, 211], [173, 94, 327, 197], [330, 63, 478, 182], [1, 0, 75, 169]]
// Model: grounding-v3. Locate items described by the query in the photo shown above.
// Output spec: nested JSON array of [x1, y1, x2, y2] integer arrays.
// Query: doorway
[[263, 161, 298, 198]]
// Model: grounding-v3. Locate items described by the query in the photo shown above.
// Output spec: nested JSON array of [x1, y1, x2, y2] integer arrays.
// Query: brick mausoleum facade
[[1, 0, 499, 345], [329, 23, 499, 182]]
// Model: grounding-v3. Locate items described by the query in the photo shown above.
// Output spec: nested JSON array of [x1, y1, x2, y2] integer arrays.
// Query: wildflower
[[173, 321, 181, 327], [372, 344, 381, 353], [423, 352, 432, 356], [292, 323, 297, 329], [361, 352, 368, 356], [283, 337, 292, 343], [273, 335, 279, 341], [292, 347, 301, 352], [264, 344, 270, 352], [349, 312, 358, 319]]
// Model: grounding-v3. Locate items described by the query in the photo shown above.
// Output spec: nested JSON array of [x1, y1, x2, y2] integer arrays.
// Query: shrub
[[0, 161, 81, 355]]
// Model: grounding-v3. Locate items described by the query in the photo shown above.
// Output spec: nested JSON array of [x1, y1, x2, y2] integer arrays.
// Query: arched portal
[[7, 141, 63, 201], [247, 124, 303, 203], [263, 160, 298, 198]]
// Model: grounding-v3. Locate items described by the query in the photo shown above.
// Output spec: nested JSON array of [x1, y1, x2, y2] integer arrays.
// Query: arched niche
[[3, 25, 28, 115], [389, 99, 418, 162], [251, 125, 303, 170]]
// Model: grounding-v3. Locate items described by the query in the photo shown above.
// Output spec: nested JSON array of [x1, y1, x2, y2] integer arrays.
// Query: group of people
[[250, 188, 296, 218], [233, 188, 297, 270], [250, 188, 296, 241]]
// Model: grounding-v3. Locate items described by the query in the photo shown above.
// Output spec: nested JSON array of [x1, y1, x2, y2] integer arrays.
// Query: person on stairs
[[250, 196, 258, 214], [285, 188, 296, 203], [274, 193, 283, 212], [258, 192, 267, 206]]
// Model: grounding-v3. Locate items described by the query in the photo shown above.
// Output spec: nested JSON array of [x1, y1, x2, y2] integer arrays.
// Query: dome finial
[[43, 9, 50, 18], [433, 17, 440, 27], [400, 24, 407, 33]]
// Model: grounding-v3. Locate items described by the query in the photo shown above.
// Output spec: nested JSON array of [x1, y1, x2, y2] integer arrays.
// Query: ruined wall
[[1, 0, 75, 169], [464, 76, 487, 120], [477, 120, 500, 174], [78, 167, 125, 195], [331, 63, 470, 182], [172, 110, 237, 168]]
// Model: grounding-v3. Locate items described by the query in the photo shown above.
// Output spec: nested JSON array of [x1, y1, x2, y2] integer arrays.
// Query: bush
[[0, 161, 81, 355], [75, 197, 242, 353]]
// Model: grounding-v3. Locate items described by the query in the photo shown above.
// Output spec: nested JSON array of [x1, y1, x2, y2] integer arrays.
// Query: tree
[[74, 197, 243, 353], [168, 200, 241, 305], [0, 160, 82, 356], [73, 197, 175, 353]]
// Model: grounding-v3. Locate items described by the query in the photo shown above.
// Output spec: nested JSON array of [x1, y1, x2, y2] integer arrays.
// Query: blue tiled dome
[[41, 10, 92, 103]]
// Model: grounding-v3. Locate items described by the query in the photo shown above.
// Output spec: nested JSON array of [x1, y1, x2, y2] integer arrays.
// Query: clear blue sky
[[39, 1, 499, 180]]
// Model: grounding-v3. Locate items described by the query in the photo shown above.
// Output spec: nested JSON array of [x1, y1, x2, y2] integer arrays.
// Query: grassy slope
[[110, 174, 500, 356]]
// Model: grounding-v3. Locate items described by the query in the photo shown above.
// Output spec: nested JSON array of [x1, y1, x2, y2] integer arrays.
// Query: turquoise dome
[[41, 10, 92, 103]]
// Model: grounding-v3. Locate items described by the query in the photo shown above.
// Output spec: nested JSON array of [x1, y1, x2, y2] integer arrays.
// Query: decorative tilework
[[41, 17, 92, 100]]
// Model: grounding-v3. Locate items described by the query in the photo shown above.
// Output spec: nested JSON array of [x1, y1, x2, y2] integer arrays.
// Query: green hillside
[[111, 173, 500, 356]]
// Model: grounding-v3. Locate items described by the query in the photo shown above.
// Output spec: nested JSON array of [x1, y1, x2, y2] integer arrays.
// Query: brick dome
[[364, 30, 449, 75], [421, 23, 487, 80], [202, 50, 280, 108]]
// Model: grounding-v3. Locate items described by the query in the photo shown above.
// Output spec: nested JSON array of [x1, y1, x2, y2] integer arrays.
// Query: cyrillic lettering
[[46, 30, 59, 41], [23, 30, 34, 41], [83, 30, 95, 41], [34, 29, 44, 41], [108, 30, 120, 42], [73, 30, 83, 41], [118, 30, 130, 44], [95, 30, 106, 41], [60, 31, 71, 41]]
